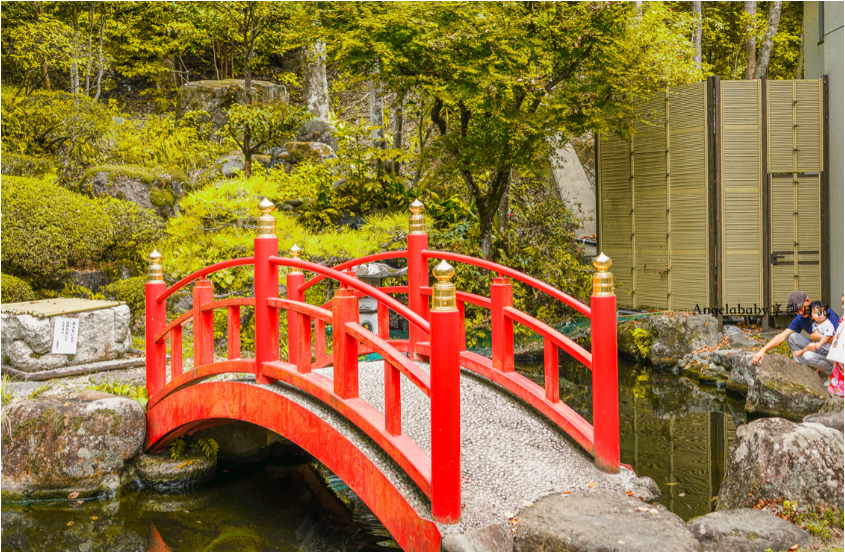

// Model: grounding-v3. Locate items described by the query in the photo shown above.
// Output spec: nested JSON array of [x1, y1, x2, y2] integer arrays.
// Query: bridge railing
[[143, 197, 618, 525]]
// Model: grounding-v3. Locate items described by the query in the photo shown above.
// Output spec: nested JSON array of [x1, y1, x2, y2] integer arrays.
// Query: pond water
[[2, 354, 743, 551], [516, 354, 744, 522]]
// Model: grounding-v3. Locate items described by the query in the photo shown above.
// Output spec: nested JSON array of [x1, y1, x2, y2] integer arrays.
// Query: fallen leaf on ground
[[67, 522, 74, 526], [522, 501, 534, 507], [636, 507, 649, 512], [91, 516, 98, 521], [649, 509, 659, 514], [68, 492, 79, 500], [588, 482, 596, 488], [787, 545, 799, 552], [625, 491, 634, 496]]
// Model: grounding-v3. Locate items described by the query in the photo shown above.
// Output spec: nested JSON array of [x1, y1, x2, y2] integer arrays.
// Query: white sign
[[52, 317, 79, 355]]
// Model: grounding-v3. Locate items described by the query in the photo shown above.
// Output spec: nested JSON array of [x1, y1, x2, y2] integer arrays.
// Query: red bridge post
[[430, 260, 461, 524], [286, 244, 305, 366], [590, 253, 619, 473], [333, 270, 360, 398], [255, 199, 280, 385], [145, 250, 167, 397], [491, 277, 514, 372], [407, 200, 429, 359], [192, 279, 214, 367]]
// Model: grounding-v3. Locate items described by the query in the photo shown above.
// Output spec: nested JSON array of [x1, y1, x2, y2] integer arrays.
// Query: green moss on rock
[[149, 186, 175, 209]]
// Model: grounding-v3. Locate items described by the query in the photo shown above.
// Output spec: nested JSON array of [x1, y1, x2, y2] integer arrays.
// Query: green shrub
[[1, 274, 36, 303], [1, 176, 114, 277], [102, 277, 146, 328], [0, 89, 111, 162], [0, 153, 56, 178], [99, 198, 165, 265]]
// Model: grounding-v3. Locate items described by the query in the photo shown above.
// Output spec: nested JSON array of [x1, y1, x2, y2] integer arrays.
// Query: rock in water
[[717, 417, 843, 510], [728, 355, 829, 420], [687, 509, 811, 552], [515, 489, 701, 551], [123, 453, 216, 492], [1, 391, 146, 500], [646, 314, 720, 368]]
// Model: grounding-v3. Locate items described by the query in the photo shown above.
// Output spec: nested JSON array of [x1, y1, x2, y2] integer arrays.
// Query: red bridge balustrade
[[143, 198, 618, 545]]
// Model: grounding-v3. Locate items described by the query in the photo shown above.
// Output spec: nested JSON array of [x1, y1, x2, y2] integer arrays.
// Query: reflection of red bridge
[[144, 200, 618, 551]]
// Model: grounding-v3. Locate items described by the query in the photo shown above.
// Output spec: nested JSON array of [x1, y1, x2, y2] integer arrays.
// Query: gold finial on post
[[257, 197, 276, 236], [409, 199, 426, 234], [431, 260, 457, 312], [592, 252, 614, 296], [289, 244, 303, 274], [147, 249, 164, 283]]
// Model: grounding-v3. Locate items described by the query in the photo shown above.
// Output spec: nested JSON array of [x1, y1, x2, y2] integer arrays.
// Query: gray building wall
[[805, 2, 844, 310]]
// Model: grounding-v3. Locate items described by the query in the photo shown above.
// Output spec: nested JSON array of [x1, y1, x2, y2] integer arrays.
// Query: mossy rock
[[617, 320, 652, 361], [78, 164, 187, 218]]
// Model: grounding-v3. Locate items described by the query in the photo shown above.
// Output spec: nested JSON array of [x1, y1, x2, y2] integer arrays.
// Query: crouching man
[[751, 291, 840, 374]]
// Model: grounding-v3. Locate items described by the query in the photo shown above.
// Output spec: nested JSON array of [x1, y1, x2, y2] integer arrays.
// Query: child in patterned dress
[[826, 295, 844, 397]]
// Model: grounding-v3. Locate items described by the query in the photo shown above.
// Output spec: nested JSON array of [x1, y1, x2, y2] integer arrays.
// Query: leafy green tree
[[322, 1, 702, 258], [223, 103, 311, 176]]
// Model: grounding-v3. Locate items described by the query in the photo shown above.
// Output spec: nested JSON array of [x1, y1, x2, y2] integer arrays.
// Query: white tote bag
[[827, 319, 845, 365]]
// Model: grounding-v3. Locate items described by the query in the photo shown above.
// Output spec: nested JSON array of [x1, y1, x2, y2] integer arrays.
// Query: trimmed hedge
[[1, 176, 114, 277], [102, 277, 145, 327], [1, 274, 36, 303], [0, 153, 56, 178]]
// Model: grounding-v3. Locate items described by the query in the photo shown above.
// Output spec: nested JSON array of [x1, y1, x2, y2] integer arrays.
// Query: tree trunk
[[390, 98, 404, 176], [244, 127, 252, 177], [479, 205, 496, 261], [753, 1, 782, 79], [744, 1, 757, 80], [692, 1, 702, 70], [41, 60, 51, 90], [369, 79, 386, 148], [93, 7, 106, 101], [243, 5, 252, 105], [71, 6, 80, 94], [301, 41, 330, 120], [497, 175, 510, 234]]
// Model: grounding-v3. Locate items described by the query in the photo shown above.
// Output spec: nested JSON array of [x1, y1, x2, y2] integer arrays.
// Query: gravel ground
[[266, 360, 637, 535], [4, 357, 637, 537]]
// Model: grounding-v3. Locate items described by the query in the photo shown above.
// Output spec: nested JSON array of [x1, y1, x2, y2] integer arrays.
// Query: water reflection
[[1, 460, 398, 552], [515, 354, 743, 521]]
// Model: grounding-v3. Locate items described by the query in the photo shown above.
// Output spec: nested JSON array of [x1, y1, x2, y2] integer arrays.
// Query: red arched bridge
[[144, 199, 619, 551]]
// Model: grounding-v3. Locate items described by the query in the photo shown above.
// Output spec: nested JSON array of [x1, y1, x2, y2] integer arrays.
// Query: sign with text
[[52, 317, 79, 355]]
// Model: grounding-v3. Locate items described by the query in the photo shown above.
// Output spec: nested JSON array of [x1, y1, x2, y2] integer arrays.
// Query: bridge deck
[[236, 360, 637, 537]]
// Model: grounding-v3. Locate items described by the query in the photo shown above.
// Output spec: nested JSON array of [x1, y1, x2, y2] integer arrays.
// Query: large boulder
[[515, 489, 701, 552], [1, 391, 146, 500], [646, 314, 719, 368], [176, 79, 289, 137], [717, 417, 843, 510], [191, 420, 283, 464], [687, 508, 811, 552], [727, 354, 829, 420], [79, 164, 188, 218], [1, 305, 132, 372], [296, 119, 338, 152]]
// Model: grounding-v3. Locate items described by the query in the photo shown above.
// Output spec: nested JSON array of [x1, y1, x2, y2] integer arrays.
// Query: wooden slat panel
[[721, 81, 763, 307], [668, 82, 709, 311], [795, 81, 822, 172], [767, 81, 795, 173], [633, 96, 668, 309], [797, 175, 821, 300], [770, 176, 796, 302], [599, 132, 634, 308]]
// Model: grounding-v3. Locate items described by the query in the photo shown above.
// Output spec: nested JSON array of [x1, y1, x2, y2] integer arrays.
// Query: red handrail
[[269, 256, 430, 335], [299, 251, 408, 293], [157, 257, 255, 304], [421, 250, 591, 318]]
